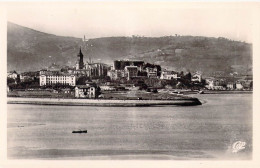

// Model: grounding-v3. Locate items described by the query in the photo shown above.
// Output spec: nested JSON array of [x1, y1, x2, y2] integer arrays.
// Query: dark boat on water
[[72, 130, 87, 133]]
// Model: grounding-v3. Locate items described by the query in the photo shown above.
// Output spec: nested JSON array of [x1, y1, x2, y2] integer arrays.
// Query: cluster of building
[[107, 60, 160, 80], [74, 48, 109, 77], [107, 60, 184, 81], [38, 48, 110, 87], [7, 70, 39, 83], [7, 47, 253, 98], [205, 76, 252, 90]]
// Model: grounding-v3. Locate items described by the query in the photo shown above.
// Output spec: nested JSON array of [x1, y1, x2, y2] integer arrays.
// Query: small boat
[[72, 130, 87, 133]]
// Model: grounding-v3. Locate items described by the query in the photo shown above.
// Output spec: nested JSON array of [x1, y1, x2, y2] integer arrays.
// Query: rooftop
[[41, 71, 75, 76]]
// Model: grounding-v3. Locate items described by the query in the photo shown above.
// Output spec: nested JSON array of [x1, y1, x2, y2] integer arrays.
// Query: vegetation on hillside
[[8, 22, 252, 76]]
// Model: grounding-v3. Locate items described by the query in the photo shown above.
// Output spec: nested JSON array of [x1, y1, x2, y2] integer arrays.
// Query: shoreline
[[7, 97, 202, 107]]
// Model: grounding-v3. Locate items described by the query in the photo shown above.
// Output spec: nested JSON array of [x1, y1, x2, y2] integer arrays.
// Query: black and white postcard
[[0, 1, 260, 168]]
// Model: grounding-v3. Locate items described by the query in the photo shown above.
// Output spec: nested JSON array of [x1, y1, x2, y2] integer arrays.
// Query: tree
[[184, 72, 192, 81], [7, 78, 16, 85], [77, 76, 91, 85]]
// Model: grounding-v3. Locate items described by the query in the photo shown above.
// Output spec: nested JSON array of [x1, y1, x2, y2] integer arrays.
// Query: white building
[[39, 70, 76, 86], [7, 71, 18, 79], [212, 86, 225, 90], [20, 71, 39, 82], [107, 70, 127, 80], [236, 82, 244, 90], [99, 85, 115, 91], [125, 66, 138, 80], [160, 70, 179, 80], [227, 83, 235, 90], [75, 85, 97, 98], [146, 67, 157, 78], [191, 73, 202, 83]]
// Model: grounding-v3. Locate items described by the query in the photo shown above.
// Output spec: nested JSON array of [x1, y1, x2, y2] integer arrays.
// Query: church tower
[[77, 47, 84, 70]]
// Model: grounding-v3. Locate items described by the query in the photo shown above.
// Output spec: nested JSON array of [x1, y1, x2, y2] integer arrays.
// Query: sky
[[5, 1, 256, 42]]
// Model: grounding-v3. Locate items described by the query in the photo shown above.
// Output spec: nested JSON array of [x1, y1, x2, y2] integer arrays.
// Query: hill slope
[[7, 22, 252, 76], [8, 22, 82, 72]]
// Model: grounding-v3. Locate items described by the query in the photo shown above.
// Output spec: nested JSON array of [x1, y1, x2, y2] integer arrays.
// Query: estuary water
[[7, 93, 252, 160]]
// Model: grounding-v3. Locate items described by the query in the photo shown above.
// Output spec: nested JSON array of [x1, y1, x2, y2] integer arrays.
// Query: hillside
[[7, 22, 252, 76], [7, 22, 83, 72]]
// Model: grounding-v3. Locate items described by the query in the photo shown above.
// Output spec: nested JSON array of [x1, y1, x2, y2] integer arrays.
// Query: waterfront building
[[205, 77, 215, 84], [191, 72, 202, 83], [212, 86, 225, 90], [7, 71, 18, 79], [236, 82, 244, 90], [160, 70, 179, 80], [205, 78, 227, 90], [99, 85, 116, 91], [227, 82, 236, 90], [39, 70, 76, 86], [75, 85, 97, 98]]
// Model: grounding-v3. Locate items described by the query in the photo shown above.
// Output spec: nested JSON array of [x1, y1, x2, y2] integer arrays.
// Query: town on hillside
[[7, 47, 253, 99]]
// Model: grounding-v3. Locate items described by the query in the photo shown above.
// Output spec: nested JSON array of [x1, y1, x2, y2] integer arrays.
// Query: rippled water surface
[[7, 94, 252, 159]]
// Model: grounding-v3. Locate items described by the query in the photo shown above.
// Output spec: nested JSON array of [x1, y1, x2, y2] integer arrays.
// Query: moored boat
[[72, 130, 87, 133]]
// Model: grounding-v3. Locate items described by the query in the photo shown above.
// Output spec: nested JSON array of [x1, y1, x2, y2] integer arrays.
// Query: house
[[206, 81, 214, 89], [205, 78, 226, 90], [125, 66, 138, 80], [107, 70, 127, 80], [227, 82, 236, 90], [212, 86, 225, 90], [75, 85, 98, 98], [99, 82, 117, 91], [61, 88, 73, 94], [160, 70, 179, 80], [236, 82, 244, 90], [7, 71, 18, 79], [205, 77, 215, 84], [146, 67, 157, 78], [20, 71, 39, 82], [100, 85, 115, 91], [242, 81, 252, 90], [191, 73, 202, 83]]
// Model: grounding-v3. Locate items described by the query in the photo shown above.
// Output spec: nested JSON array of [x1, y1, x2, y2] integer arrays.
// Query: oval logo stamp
[[232, 141, 246, 153]]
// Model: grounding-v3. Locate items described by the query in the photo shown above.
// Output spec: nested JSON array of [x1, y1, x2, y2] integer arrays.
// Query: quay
[[7, 97, 202, 107]]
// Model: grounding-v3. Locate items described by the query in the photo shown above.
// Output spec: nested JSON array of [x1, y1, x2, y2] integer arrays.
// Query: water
[[7, 94, 252, 160]]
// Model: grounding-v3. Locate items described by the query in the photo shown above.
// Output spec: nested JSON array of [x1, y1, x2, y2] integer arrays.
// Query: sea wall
[[7, 97, 202, 107]]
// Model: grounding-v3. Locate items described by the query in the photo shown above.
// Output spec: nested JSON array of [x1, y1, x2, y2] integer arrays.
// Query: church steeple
[[77, 47, 84, 69], [78, 47, 83, 57]]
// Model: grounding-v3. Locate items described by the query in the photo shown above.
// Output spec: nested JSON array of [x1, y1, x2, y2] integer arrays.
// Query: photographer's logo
[[232, 141, 246, 153]]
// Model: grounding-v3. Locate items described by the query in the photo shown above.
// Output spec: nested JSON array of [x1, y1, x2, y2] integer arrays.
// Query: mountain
[[7, 22, 82, 72], [7, 22, 252, 76]]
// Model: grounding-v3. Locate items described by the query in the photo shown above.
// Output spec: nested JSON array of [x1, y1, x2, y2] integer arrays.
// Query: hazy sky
[[6, 2, 255, 42]]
